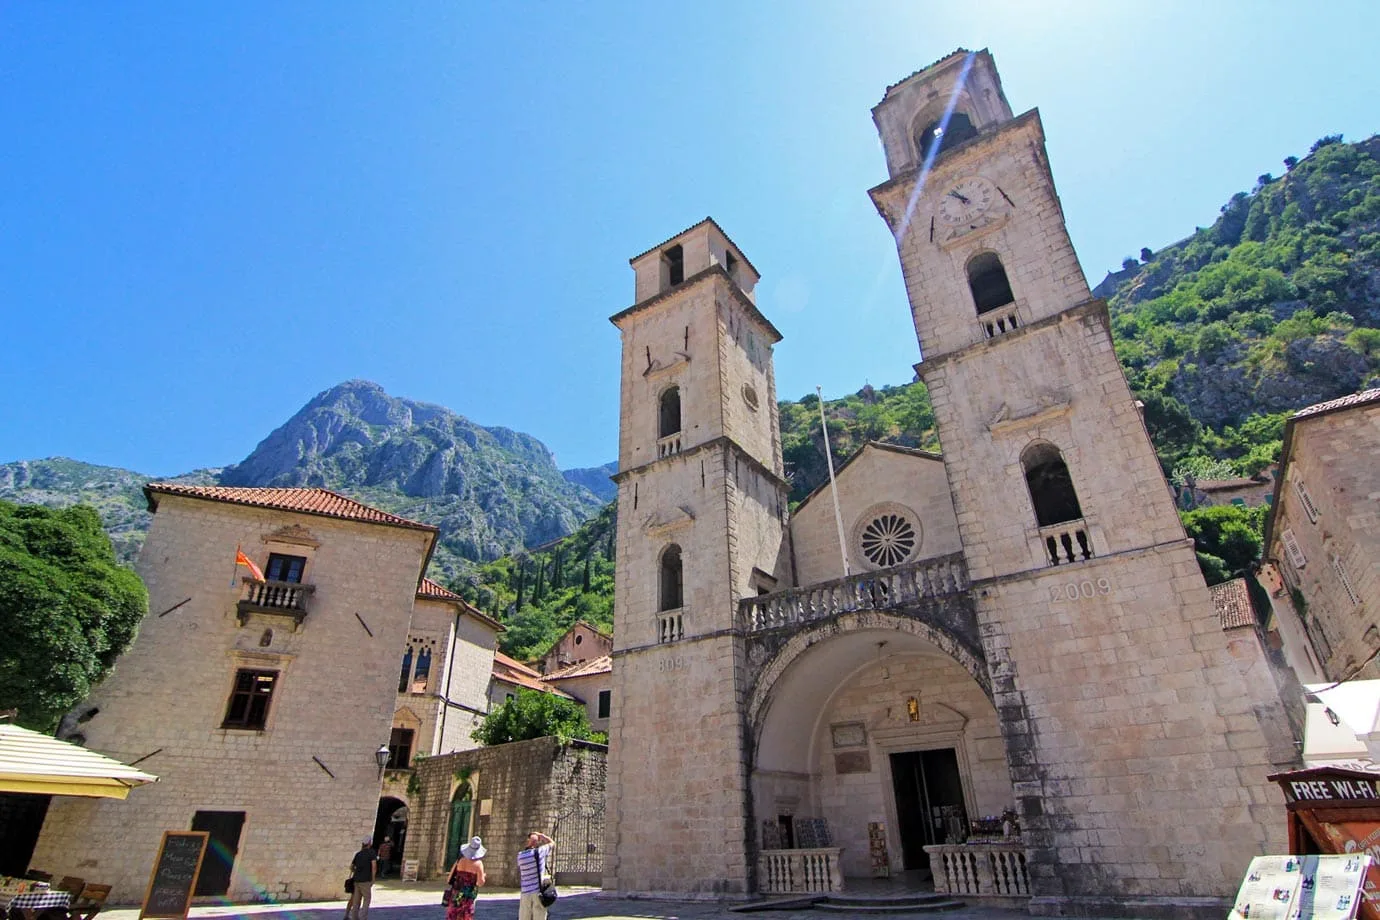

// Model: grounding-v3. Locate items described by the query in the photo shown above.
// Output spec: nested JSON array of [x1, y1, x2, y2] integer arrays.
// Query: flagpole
[[818, 386, 851, 578], [231, 544, 242, 588]]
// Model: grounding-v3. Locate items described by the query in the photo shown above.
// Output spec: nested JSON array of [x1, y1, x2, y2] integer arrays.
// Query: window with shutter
[[1282, 528, 1307, 569], [1295, 481, 1319, 524], [1333, 555, 1362, 606]]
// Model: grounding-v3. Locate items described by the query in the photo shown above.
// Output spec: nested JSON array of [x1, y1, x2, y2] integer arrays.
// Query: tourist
[[378, 837, 393, 878], [444, 836, 487, 920], [516, 832, 554, 920], [345, 836, 376, 920]]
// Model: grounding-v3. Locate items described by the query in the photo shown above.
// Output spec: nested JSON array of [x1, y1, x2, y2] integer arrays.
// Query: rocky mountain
[[2, 381, 608, 580], [560, 462, 619, 502]]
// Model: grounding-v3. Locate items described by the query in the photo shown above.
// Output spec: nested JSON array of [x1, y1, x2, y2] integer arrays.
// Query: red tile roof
[[144, 484, 437, 533], [1210, 579, 1255, 630], [544, 655, 612, 681], [1293, 387, 1380, 421], [492, 652, 574, 698], [417, 577, 462, 600]]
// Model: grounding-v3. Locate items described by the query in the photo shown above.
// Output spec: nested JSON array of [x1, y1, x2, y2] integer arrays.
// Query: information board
[[1230, 854, 1372, 920], [139, 831, 209, 920]]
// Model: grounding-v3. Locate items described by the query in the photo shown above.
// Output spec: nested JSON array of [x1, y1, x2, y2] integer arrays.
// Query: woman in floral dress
[[445, 837, 486, 920]]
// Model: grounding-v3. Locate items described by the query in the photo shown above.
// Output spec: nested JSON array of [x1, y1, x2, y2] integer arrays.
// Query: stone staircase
[[732, 892, 965, 914]]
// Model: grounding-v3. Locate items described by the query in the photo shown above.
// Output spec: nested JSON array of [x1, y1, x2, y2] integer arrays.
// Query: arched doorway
[[374, 796, 406, 877], [750, 623, 1012, 884], [444, 785, 473, 869]]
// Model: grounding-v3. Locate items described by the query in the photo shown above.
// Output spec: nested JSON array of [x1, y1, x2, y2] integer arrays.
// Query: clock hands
[[947, 190, 971, 205]]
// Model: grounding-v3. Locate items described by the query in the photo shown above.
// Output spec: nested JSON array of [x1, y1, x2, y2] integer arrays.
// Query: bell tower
[[603, 218, 788, 896], [868, 50, 1289, 912]]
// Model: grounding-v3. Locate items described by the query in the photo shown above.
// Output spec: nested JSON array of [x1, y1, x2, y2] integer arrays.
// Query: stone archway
[[747, 615, 1013, 883]]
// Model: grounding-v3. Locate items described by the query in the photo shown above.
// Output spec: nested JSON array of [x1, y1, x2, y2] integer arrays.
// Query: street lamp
[[375, 743, 391, 778]]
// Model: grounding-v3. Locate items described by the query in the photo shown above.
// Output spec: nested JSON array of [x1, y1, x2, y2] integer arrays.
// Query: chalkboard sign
[[139, 831, 209, 919]]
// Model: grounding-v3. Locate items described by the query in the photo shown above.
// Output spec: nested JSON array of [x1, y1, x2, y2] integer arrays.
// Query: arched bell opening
[[748, 620, 1013, 887]]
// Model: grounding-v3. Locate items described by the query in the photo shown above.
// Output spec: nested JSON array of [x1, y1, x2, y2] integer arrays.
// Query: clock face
[[936, 176, 998, 226]]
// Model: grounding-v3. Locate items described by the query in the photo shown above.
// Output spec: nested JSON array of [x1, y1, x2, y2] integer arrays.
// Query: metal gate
[[552, 798, 605, 886]]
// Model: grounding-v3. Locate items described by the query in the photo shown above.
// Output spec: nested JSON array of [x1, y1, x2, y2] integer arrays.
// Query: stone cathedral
[[602, 50, 1295, 916]]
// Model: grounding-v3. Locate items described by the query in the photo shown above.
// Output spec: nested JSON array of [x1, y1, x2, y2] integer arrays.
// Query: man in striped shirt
[[517, 832, 554, 920]]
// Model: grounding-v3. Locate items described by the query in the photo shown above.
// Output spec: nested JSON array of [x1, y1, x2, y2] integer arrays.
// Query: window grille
[[1333, 555, 1362, 606], [1282, 528, 1307, 569], [1295, 480, 1319, 524]]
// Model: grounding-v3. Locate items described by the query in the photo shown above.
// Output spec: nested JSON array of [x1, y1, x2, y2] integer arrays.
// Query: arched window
[[413, 646, 432, 690], [398, 646, 414, 693], [967, 252, 1015, 315], [1022, 443, 1084, 527], [659, 544, 683, 611], [659, 387, 681, 439], [915, 112, 977, 162]]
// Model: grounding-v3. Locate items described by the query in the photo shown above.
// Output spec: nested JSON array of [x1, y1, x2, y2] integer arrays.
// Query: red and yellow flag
[[235, 546, 265, 581]]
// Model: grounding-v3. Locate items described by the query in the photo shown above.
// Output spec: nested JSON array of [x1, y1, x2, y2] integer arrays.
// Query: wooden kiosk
[[1270, 765, 1380, 920]]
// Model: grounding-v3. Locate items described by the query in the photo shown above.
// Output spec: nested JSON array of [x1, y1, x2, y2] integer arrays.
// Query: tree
[[1283, 156, 1299, 171], [1140, 247, 1154, 263], [1122, 257, 1138, 271], [471, 688, 601, 745], [1179, 504, 1268, 585], [0, 501, 148, 730]]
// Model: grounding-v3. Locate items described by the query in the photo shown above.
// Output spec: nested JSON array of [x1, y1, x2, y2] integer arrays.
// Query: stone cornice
[[913, 298, 1109, 377], [612, 434, 789, 492], [609, 265, 783, 344]]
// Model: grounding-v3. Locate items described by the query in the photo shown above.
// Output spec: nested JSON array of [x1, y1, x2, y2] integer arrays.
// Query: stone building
[[377, 577, 504, 865], [1260, 388, 1380, 683], [603, 49, 1294, 915], [541, 621, 613, 674], [543, 655, 613, 735], [30, 484, 440, 903]]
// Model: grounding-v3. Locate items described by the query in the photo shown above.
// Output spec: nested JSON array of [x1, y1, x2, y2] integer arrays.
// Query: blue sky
[[3, 2, 1378, 475]]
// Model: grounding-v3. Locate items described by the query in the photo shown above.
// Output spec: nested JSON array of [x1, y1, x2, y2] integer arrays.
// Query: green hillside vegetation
[[1109, 134, 1380, 480], [456, 502, 617, 660]]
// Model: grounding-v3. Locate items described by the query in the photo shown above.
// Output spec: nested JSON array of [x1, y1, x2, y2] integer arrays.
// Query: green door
[[446, 796, 472, 867]]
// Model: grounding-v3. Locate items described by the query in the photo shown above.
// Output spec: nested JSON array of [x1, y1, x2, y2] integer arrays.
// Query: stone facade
[[30, 488, 436, 904], [541, 621, 612, 674], [606, 218, 788, 897], [1262, 390, 1380, 681], [604, 49, 1297, 915], [406, 737, 607, 887], [788, 443, 961, 585]]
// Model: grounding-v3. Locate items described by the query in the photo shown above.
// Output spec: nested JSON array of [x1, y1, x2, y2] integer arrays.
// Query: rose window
[[859, 513, 917, 568]]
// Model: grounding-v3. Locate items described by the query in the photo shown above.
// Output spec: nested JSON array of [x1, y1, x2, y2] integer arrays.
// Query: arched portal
[[749, 619, 1013, 883], [374, 796, 406, 877]]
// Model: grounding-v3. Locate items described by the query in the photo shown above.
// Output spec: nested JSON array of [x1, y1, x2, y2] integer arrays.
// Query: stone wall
[[407, 737, 607, 887], [30, 495, 432, 904]]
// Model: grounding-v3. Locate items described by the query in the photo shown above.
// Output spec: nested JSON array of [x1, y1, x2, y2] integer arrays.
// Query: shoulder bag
[[538, 848, 558, 907]]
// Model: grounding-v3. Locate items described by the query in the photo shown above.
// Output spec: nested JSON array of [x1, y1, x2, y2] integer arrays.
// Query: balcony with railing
[[1034, 520, 1094, 567], [657, 433, 682, 458], [237, 577, 315, 628], [977, 301, 1023, 340], [738, 553, 969, 633]]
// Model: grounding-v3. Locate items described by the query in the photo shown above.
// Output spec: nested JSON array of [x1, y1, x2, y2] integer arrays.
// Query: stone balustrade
[[738, 553, 969, 633], [757, 848, 844, 894], [925, 842, 1030, 898], [1035, 519, 1094, 566], [978, 303, 1022, 340]]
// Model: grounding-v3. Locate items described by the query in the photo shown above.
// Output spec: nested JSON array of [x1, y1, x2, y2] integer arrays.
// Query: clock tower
[[868, 50, 1290, 913]]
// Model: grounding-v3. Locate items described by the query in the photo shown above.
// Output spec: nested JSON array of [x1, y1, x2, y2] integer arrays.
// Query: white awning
[[0, 724, 158, 799]]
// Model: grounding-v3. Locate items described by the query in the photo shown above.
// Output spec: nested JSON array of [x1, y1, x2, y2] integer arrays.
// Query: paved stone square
[[96, 881, 1041, 920]]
